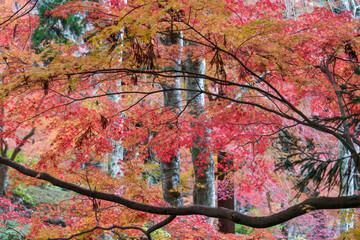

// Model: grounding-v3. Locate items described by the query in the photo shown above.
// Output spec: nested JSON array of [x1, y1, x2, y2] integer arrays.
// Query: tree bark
[[340, 0, 359, 17], [0, 107, 7, 197], [339, 138, 357, 233], [0, 164, 8, 197], [106, 6, 127, 177], [159, 31, 184, 207], [108, 140, 125, 177], [107, 83, 125, 178], [217, 152, 235, 233], [186, 57, 215, 207]]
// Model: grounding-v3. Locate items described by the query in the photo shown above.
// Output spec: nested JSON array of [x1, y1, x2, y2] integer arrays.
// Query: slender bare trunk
[[339, 139, 357, 233], [340, 0, 359, 17], [159, 31, 184, 206], [0, 107, 7, 197], [186, 57, 215, 207], [107, 83, 125, 178], [0, 165, 8, 197]]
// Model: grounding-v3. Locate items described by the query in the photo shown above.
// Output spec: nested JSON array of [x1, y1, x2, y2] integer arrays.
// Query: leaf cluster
[[275, 130, 340, 194]]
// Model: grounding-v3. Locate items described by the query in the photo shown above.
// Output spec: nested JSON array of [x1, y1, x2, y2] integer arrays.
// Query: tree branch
[[145, 215, 176, 238], [49, 224, 147, 240], [10, 127, 35, 160], [0, 0, 39, 28], [1, 155, 360, 228]]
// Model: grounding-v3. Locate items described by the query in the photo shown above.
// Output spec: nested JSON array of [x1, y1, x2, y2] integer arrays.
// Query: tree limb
[[10, 127, 35, 160], [145, 215, 176, 238], [1, 155, 360, 228], [49, 224, 147, 240]]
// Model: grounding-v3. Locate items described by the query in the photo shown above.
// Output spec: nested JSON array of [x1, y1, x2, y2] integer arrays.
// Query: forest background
[[1, 0, 360, 239]]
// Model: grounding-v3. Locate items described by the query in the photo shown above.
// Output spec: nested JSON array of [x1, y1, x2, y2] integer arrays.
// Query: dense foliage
[[0, 0, 360, 239]]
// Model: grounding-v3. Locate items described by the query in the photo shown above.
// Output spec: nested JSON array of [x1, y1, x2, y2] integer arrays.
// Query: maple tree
[[0, 0, 360, 238]]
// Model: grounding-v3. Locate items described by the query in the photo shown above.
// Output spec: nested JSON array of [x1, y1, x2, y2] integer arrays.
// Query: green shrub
[[13, 186, 34, 207]]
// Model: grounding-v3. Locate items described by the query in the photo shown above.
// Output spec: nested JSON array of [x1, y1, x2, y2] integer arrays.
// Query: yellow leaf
[[302, 204, 315, 213]]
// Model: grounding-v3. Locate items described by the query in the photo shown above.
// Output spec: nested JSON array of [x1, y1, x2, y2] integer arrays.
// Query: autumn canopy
[[0, 0, 360, 239]]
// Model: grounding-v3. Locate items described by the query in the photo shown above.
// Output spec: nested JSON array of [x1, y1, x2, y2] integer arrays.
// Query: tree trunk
[[0, 107, 7, 197], [217, 152, 235, 233], [0, 164, 8, 197], [108, 140, 125, 177], [340, 0, 359, 17], [159, 32, 184, 207], [339, 139, 357, 233], [107, 83, 125, 178], [107, 5, 127, 177], [186, 57, 215, 207], [107, 90, 125, 177]]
